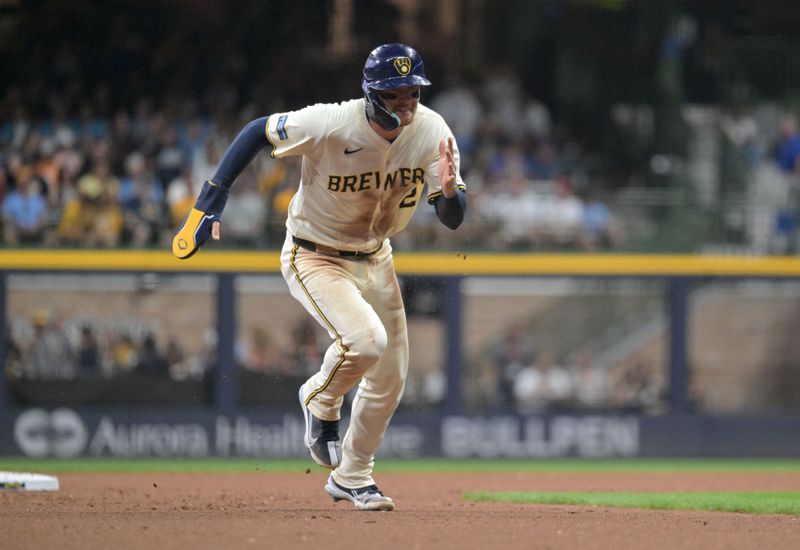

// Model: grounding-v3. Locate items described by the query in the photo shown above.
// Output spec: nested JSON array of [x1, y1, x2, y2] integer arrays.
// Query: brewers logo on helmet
[[393, 57, 411, 75]]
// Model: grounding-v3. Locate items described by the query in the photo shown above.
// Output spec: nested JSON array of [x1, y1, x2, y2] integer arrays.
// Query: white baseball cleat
[[325, 474, 395, 511], [298, 387, 341, 469]]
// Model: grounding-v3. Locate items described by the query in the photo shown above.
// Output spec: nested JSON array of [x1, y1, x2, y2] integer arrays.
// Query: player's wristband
[[434, 188, 467, 230], [172, 181, 228, 259], [195, 180, 229, 215]]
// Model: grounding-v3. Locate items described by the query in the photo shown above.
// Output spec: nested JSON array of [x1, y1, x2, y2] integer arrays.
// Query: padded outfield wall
[[2, 250, 800, 458]]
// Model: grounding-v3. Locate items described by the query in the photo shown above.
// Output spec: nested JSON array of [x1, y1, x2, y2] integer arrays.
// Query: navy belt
[[292, 236, 381, 258]]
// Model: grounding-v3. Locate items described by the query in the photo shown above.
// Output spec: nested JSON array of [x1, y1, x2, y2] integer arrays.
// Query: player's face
[[377, 86, 420, 126]]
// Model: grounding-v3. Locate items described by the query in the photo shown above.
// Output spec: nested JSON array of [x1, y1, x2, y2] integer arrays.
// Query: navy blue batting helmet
[[362, 43, 431, 130]]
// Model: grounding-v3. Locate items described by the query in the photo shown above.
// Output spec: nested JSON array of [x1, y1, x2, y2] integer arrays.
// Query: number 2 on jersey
[[399, 185, 418, 208]]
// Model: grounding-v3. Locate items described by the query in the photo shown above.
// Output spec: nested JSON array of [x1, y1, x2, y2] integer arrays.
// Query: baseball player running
[[173, 43, 467, 511]]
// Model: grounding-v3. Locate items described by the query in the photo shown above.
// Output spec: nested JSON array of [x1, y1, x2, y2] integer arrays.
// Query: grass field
[[466, 491, 800, 515]]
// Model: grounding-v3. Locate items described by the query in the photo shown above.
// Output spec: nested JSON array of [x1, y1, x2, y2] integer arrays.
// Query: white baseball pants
[[280, 234, 409, 488]]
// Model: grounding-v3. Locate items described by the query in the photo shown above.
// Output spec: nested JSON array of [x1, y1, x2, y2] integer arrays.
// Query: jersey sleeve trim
[[426, 183, 467, 204], [264, 116, 278, 158]]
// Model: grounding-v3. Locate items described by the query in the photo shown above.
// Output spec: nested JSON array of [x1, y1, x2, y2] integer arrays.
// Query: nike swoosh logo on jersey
[[344, 146, 363, 155]]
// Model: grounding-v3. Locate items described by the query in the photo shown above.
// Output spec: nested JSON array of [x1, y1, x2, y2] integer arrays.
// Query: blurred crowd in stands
[[469, 323, 665, 414], [0, 66, 624, 252], [5, 29, 800, 255], [3, 307, 335, 385], [4, 309, 212, 383], [6, 306, 663, 412]]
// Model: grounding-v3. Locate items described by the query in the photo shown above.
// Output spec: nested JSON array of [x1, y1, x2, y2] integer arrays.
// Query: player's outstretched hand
[[172, 209, 221, 259], [172, 180, 228, 259], [438, 137, 457, 198]]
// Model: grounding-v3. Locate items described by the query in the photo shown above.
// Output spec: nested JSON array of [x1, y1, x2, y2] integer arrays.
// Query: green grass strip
[[2, 457, 800, 474], [465, 491, 800, 515], [374, 458, 800, 473]]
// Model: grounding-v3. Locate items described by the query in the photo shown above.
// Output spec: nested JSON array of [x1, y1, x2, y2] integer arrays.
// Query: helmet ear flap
[[363, 85, 401, 131]]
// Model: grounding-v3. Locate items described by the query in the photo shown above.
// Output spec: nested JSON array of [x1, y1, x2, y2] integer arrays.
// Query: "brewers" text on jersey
[[327, 168, 424, 192]]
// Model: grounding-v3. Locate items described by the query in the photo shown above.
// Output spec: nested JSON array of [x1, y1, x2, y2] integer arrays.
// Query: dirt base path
[[3, 471, 800, 549]]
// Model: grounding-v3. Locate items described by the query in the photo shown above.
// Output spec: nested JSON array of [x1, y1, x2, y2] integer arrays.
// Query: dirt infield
[[3, 470, 800, 549]]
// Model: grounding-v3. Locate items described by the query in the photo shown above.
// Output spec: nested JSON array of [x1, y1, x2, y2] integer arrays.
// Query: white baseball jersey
[[265, 98, 466, 252]]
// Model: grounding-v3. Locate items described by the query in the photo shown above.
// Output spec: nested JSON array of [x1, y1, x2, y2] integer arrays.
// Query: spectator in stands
[[34, 138, 63, 206], [130, 98, 156, 149], [0, 163, 10, 205], [1, 164, 48, 245], [521, 96, 553, 144], [541, 174, 583, 248], [118, 151, 165, 246], [135, 332, 169, 377], [717, 89, 761, 241], [770, 113, 800, 252], [165, 167, 195, 232], [52, 129, 85, 190], [490, 324, 537, 405], [109, 110, 137, 177], [180, 117, 211, 168], [429, 77, 484, 165], [290, 318, 326, 377], [775, 113, 800, 175], [111, 333, 138, 375], [76, 325, 101, 378], [58, 160, 123, 247], [570, 350, 610, 408], [77, 101, 109, 142], [481, 174, 543, 249], [512, 352, 574, 412], [487, 141, 535, 183], [222, 176, 267, 246], [199, 327, 219, 377], [613, 361, 664, 412], [191, 138, 223, 197], [24, 309, 74, 380], [579, 189, 620, 250], [238, 326, 286, 373], [420, 368, 446, 406], [469, 360, 501, 409], [167, 337, 207, 381], [719, 89, 760, 166], [155, 125, 186, 190], [482, 65, 528, 143], [529, 140, 562, 180], [3, 323, 24, 380]]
